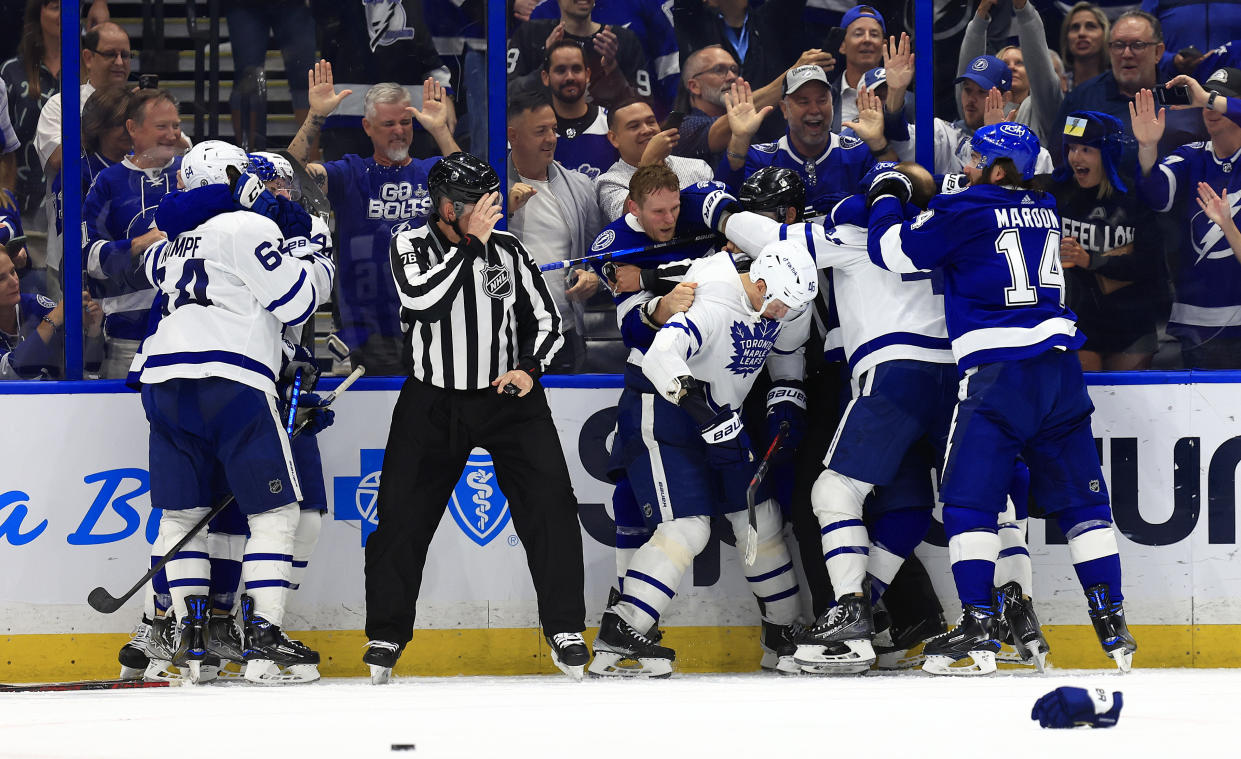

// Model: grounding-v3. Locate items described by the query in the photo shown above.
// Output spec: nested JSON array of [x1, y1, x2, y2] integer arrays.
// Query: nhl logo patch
[[483, 265, 513, 299], [269, 479, 283, 494]]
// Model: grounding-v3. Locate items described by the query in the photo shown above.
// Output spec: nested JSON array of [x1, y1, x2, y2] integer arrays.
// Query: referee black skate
[[362, 152, 588, 682]]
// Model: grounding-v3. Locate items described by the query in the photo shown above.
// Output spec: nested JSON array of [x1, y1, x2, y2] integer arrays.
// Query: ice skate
[[1085, 584, 1136, 673], [872, 602, 945, 670], [118, 616, 152, 680], [143, 613, 182, 683], [240, 595, 320, 684], [363, 640, 403, 685], [588, 611, 675, 678], [997, 582, 1049, 672], [922, 604, 1001, 676], [794, 595, 875, 674], [173, 595, 210, 684], [546, 632, 589, 681], [759, 620, 802, 676], [202, 615, 247, 682]]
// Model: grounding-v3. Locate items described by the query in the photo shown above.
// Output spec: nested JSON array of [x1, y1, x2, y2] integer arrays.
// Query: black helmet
[[428, 151, 501, 208], [739, 167, 806, 221]]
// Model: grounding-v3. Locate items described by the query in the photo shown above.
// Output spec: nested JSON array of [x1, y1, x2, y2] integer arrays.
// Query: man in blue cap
[[830, 5, 888, 129]]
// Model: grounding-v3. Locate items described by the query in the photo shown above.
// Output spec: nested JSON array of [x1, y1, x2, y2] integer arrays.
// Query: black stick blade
[[87, 586, 124, 614]]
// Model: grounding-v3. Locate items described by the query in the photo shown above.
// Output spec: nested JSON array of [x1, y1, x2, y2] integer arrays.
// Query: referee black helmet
[[429, 151, 501, 214], [739, 167, 806, 222]]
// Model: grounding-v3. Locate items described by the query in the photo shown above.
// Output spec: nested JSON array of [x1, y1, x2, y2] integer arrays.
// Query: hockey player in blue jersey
[[867, 123, 1135, 674]]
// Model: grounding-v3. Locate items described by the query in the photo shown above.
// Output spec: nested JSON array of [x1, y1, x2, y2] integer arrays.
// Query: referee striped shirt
[[389, 217, 564, 389]]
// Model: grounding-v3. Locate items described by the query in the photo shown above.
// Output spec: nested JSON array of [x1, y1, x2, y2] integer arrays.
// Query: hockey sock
[[994, 461, 1033, 594], [156, 507, 212, 621], [612, 480, 652, 591], [290, 510, 323, 592], [151, 558, 171, 616], [208, 531, 245, 615], [241, 503, 299, 627], [616, 515, 711, 633], [1059, 505, 1123, 601], [726, 502, 799, 625], [866, 508, 933, 602], [944, 505, 1000, 609], [810, 469, 873, 597]]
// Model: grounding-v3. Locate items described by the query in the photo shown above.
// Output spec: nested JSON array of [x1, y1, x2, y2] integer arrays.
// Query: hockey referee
[[362, 151, 589, 682]]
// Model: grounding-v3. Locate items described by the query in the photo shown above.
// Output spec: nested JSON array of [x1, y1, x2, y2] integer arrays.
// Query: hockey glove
[[280, 339, 320, 390], [1031, 687, 1123, 729], [293, 393, 335, 436], [866, 170, 913, 208], [681, 180, 741, 232], [698, 407, 755, 469], [766, 380, 807, 464], [230, 169, 279, 220]]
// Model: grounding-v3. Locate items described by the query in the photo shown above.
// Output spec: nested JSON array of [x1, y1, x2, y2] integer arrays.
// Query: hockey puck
[[390, 744, 416, 751]]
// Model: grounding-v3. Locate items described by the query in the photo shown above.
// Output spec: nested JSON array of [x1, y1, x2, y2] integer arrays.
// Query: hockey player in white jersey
[[134, 140, 334, 685], [590, 232, 817, 678]]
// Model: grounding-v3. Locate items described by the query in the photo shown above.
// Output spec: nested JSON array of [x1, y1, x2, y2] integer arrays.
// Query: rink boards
[[1, 372, 1240, 680]]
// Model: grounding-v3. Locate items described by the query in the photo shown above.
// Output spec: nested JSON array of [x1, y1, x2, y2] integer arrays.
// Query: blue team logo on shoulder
[[727, 319, 781, 376], [449, 452, 512, 546], [838, 135, 863, 149], [35, 294, 55, 309], [592, 229, 616, 252], [333, 449, 384, 546], [754, 142, 778, 154]]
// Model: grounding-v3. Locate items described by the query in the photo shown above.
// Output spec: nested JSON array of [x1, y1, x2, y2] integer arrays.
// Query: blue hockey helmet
[[969, 122, 1040, 180]]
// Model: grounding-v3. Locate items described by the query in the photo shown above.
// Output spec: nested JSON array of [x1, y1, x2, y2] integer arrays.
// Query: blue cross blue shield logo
[[448, 452, 511, 546], [333, 449, 384, 546]]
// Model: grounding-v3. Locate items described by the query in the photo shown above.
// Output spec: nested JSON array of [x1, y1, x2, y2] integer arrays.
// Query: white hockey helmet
[[748, 240, 818, 313], [249, 151, 294, 181], [179, 140, 251, 189]]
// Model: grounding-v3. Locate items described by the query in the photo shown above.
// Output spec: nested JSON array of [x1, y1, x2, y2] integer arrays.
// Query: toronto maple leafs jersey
[[555, 105, 618, 180], [637, 251, 809, 411], [133, 210, 334, 395], [868, 184, 1082, 371], [83, 157, 181, 340], [1137, 139, 1241, 342], [726, 210, 953, 379], [719, 132, 876, 213], [324, 154, 441, 352]]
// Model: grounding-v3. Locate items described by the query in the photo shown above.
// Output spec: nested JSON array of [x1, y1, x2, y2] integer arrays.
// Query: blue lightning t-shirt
[[555, 105, 618, 181], [868, 184, 1082, 371], [324, 153, 441, 351]]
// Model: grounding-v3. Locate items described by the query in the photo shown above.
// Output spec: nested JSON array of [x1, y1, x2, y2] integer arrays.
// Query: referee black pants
[[364, 377, 586, 645]]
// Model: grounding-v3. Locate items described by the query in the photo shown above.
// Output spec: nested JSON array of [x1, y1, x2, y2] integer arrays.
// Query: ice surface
[[0, 669, 1232, 758]]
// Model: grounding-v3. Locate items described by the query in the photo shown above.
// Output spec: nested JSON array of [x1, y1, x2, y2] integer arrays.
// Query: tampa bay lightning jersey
[[1137, 140, 1241, 341], [868, 184, 1082, 370], [83, 157, 181, 340], [720, 132, 876, 213], [638, 252, 809, 411], [726, 210, 953, 378], [324, 154, 441, 350], [134, 210, 334, 394], [555, 105, 618, 180]]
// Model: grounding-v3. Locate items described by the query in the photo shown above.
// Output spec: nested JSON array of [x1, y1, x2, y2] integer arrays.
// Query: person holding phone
[[1134, 68, 1241, 369]]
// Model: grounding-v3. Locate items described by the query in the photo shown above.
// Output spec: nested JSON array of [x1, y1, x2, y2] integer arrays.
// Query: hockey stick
[[276, 149, 331, 219], [538, 231, 721, 273], [86, 365, 367, 614], [0, 679, 170, 693], [285, 368, 304, 435], [744, 421, 789, 566]]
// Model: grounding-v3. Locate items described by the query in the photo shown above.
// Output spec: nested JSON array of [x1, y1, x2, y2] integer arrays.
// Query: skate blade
[[185, 660, 202, 685], [586, 651, 673, 679], [794, 639, 876, 669], [876, 647, 925, 670], [142, 659, 184, 684], [370, 664, 393, 685], [998, 641, 1050, 671], [244, 659, 320, 685], [922, 650, 997, 676], [759, 651, 803, 675], [118, 665, 146, 680], [1029, 641, 1048, 673], [1110, 648, 1133, 673]]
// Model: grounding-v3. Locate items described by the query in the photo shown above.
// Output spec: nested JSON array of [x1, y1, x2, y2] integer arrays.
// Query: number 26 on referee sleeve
[[995, 229, 1065, 308]]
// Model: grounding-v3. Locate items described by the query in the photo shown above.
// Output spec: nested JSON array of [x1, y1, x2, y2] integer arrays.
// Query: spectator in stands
[[0, 79, 19, 218], [539, 40, 618, 179], [1055, 10, 1206, 164], [524, 0, 682, 115], [962, 0, 1064, 143], [831, 5, 887, 129], [0, 245, 103, 380], [595, 98, 714, 220], [509, 0, 650, 112], [1134, 72, 1241, 369], [423, 0, 486, 157], [34, 21, 131, 288], [1142, 0, 1241, 65], [82, 88, 182, 378], [312, 1, 451, 161], [224, 0, 316, 152], [507, 88, 605, 373], [1060, 2, 1110, 92], [1, 0, 61, 220], [286, 62, 460, 374], [1048, 110, 1164, 371], [80, 85, 131, 186], [673, 0, 812, 141]]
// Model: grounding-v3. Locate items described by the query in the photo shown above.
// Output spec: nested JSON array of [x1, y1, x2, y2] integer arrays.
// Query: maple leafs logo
[[726, 319, 781, 376]]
